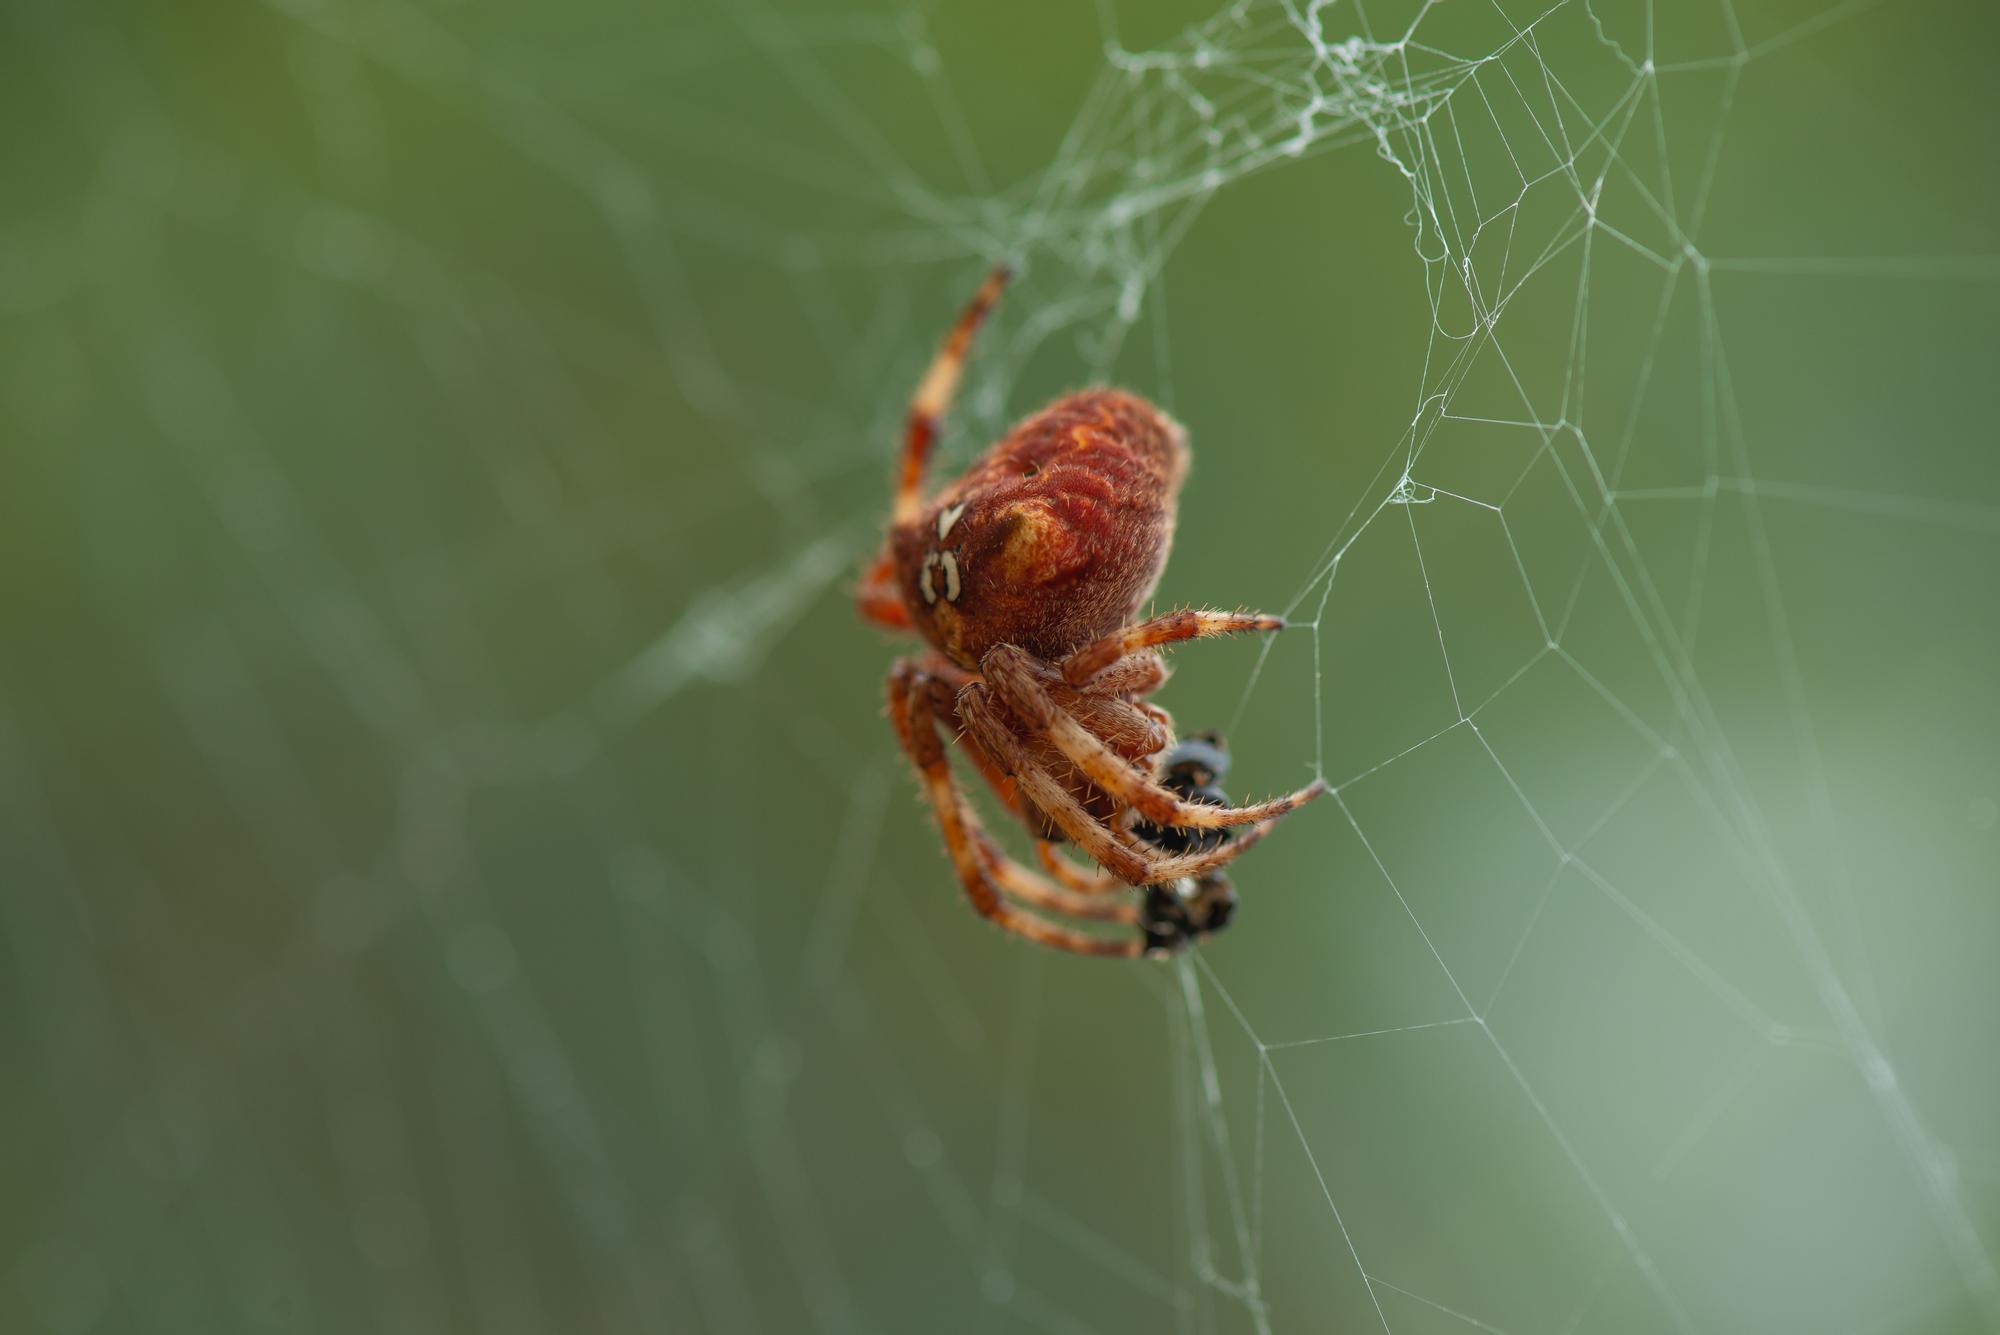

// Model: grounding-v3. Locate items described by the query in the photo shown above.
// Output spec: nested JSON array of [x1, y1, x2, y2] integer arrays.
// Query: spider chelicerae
[[857, 266, 1325, 957]]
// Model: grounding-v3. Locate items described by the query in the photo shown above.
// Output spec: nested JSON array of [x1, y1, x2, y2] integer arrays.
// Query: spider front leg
[[983, 645, 1327, 830], [855, 550, 911, 630], [1062, 609, 1286, 687], [894, 264, 1011, 524], [861, 266, 1011, 630], [888, 660, 1140, 957]]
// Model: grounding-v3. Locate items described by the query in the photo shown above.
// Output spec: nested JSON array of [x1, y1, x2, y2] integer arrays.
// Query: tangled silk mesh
[[9, 0, 2000, 1333]]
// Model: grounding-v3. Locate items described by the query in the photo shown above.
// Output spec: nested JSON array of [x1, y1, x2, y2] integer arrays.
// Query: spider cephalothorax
[[858, 266, 1324, 957]]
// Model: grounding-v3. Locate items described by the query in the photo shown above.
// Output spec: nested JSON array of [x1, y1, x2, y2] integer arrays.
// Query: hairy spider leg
[[858, 264, 1011, 628], [1062, 609, 1287, 687], [955, 689, 1140, 897], [889, 659, 1141, 957], [969, 829, 1138, 924], [1036, 842, 1122, 894], [982, 644, 1327, 830], [957, 681, 1282, 887], [924, 649, 1174, 841], [855, 551, 912, 630], [894, 264, 1011, 524], [903, 655, 1034, 823]]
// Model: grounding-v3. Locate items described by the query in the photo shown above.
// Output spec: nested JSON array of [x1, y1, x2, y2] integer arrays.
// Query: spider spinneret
[[858, 265, 1325, 958]]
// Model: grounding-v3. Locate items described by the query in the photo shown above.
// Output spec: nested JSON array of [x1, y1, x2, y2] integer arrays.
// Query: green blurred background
[[6, 0, 1998, 1331]]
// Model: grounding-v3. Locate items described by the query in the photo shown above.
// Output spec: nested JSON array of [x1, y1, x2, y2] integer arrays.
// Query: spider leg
[[909, 655, 1039, 824], [1123, 821, 1278, 881], [1078, 650, 1170, 699], [959, 688, 1136, 897], [970, 829, 1138, 923], [1058, 689, 1171, 761], [1020, 743, 1280, 884], [967, 650, 1170, 762], [1037, 841, 1123, 894], [938, 673, 1136, 918], [888, 660, 1139, 957], [1062, 609, 1287, 687], [894, 265, 1011, 524], [985, 645, 1327, 830], [961, 683, 1264, 885], [855, 551, 911, 630]]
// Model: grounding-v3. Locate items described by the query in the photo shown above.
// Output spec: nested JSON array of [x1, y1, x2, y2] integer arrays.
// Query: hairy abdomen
[[895, 390, 1189, 666]]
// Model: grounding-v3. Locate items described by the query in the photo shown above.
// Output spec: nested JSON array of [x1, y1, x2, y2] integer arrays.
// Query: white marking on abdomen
[[937, 501, 967, 540], [939, 549, 961, 602]]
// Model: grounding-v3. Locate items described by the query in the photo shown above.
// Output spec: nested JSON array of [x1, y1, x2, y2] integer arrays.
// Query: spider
[[857, 265, 1326, 958]]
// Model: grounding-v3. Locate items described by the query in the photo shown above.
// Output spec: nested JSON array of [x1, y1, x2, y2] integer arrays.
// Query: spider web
[[6, 0, 2000, 1332]]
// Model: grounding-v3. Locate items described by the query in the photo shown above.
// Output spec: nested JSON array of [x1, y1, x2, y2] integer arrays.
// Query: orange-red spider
[[858, 266, 1326, 957]]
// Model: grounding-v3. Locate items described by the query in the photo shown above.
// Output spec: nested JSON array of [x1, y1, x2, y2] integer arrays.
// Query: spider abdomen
[[893, 389, 1188, 667]]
